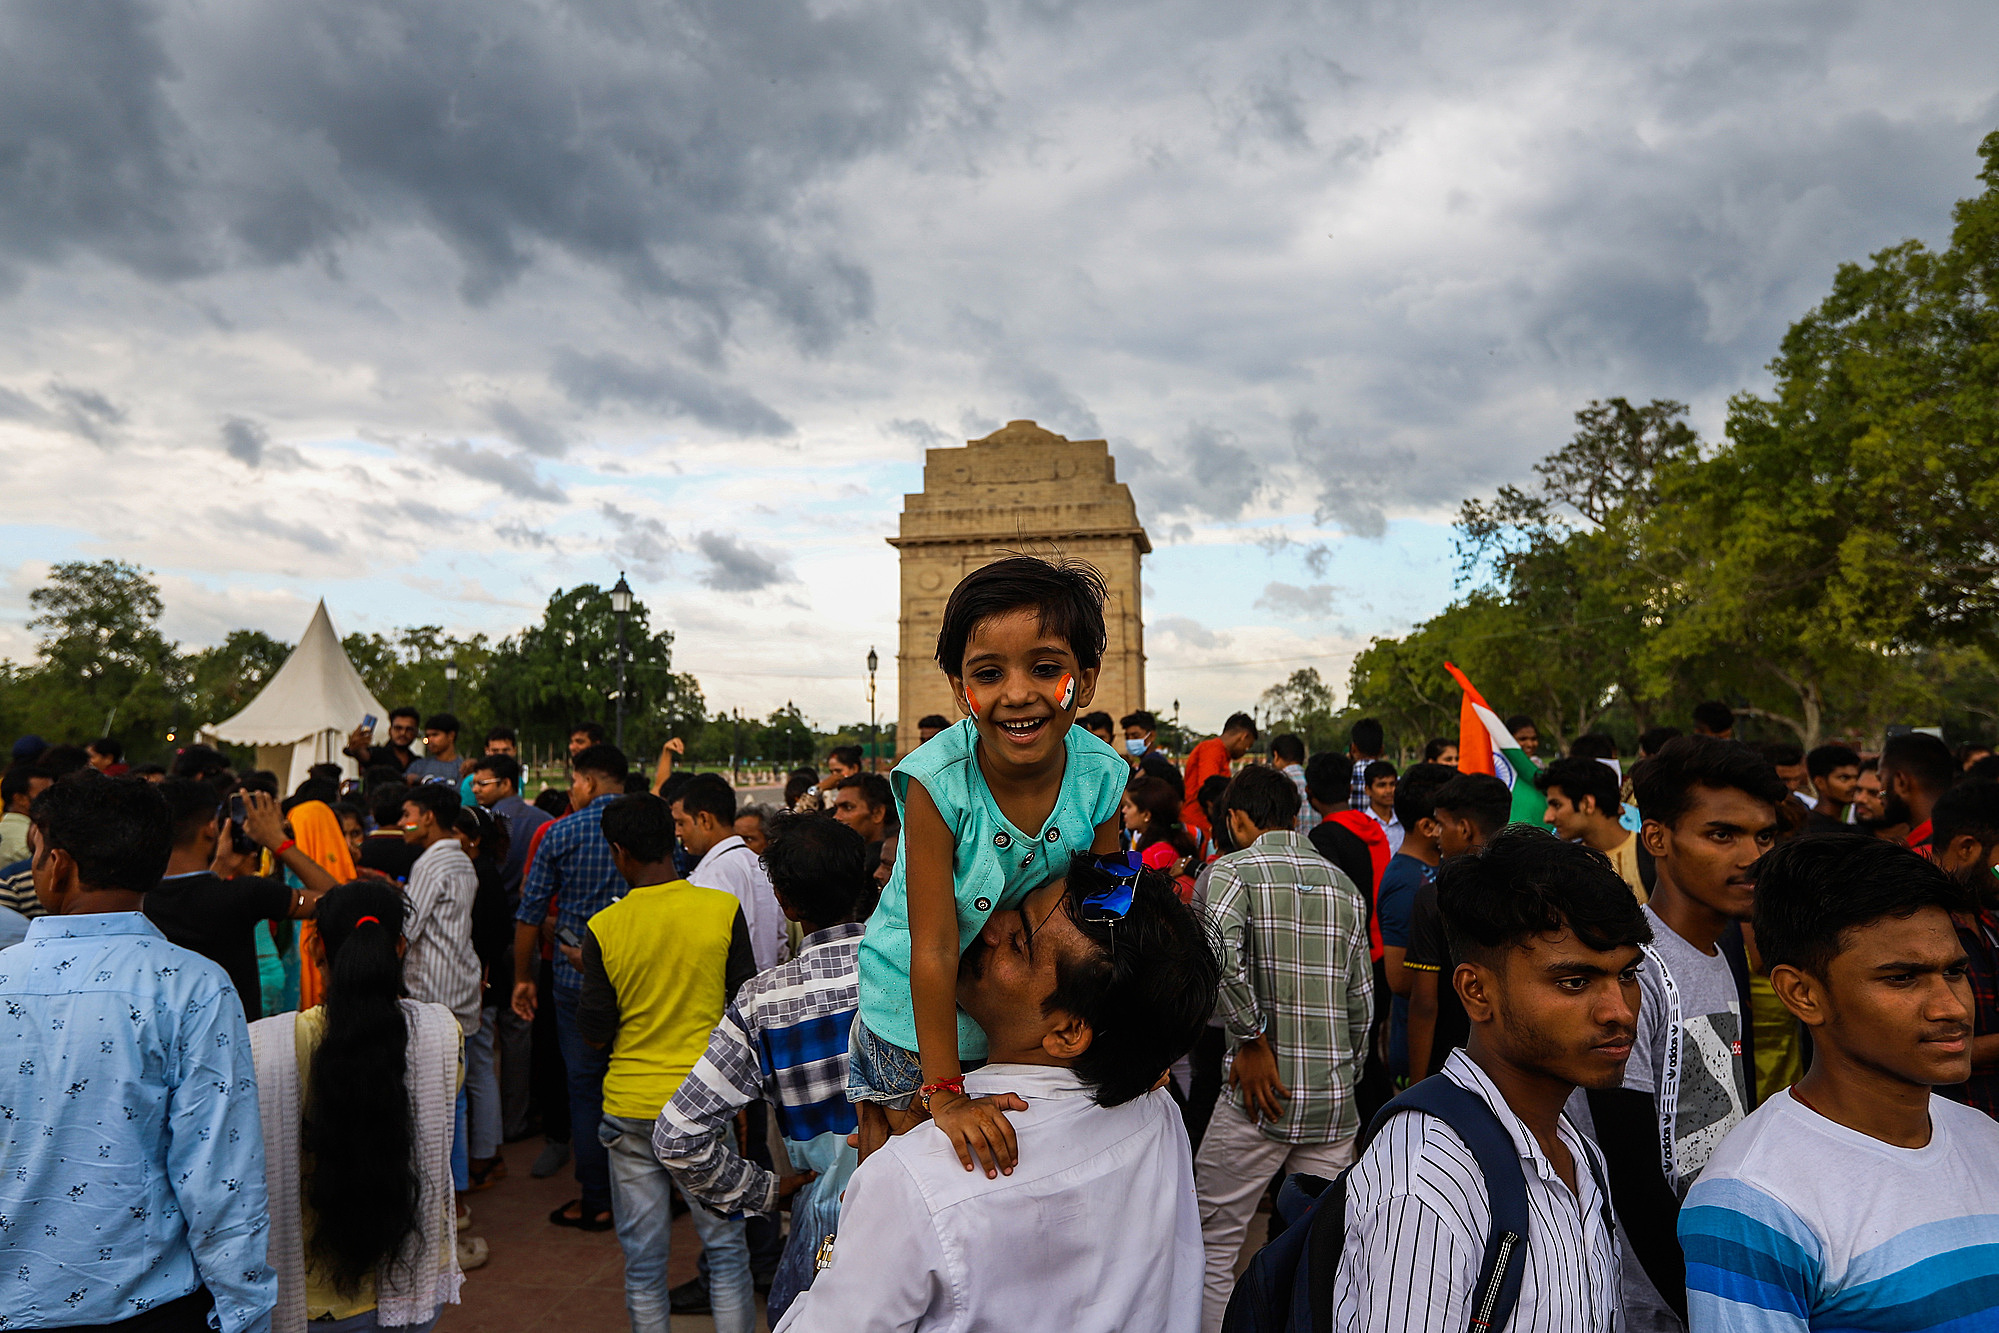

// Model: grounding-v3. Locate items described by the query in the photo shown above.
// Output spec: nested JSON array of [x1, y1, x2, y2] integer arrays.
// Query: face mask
[[1124, 737, 1147, 756]]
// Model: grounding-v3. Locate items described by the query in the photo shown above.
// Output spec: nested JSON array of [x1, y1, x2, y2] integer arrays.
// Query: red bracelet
[[919, 1076, 966, 1109], [275, 839, 297, 857]]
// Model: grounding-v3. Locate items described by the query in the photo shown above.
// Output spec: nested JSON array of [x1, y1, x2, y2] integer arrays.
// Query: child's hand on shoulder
[[930, 1087, 1028, 1179]]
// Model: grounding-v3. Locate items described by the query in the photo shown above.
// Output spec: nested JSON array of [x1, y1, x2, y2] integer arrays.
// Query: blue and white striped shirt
[[1680, 1087, 1999, 1331], [653, 922, 863, 1216]]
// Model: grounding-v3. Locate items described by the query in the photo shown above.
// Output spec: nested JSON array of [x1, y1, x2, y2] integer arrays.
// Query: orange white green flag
[[1442, 660, 1546, 825]]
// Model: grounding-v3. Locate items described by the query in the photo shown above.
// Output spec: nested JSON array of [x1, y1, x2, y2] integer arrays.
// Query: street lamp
[[866, 646, 879, 769], [444, 659, 459, 712], [609, 573, 633, 749]]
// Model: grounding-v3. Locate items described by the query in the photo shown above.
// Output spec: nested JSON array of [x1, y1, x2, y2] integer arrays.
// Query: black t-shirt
[[359, 831, 420, 882], [1309, 819, 1378, 921], [1404, 880, 1469, 1076], [144, 872, 293, 1021]]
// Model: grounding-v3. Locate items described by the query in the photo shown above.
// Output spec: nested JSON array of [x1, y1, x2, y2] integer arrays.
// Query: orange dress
[[287, 801, 358, 1009]]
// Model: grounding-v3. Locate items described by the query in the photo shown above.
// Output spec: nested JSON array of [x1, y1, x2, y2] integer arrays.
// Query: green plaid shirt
[[1205, 828, 1374, 1144]]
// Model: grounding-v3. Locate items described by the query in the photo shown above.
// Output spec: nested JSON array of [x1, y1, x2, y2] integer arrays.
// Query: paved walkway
[[446, 1136, 769, 1332]]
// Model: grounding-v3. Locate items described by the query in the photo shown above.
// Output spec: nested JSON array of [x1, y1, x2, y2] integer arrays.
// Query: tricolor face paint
[[1057, 674, 1076, 711]]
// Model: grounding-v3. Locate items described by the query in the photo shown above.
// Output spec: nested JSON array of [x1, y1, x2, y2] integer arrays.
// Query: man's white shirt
[[1333, 1050, 1622, 1333], [689, 834, 787, 971], [775, 1063, 1203, 1333], [1365, 806, 1405, 856]]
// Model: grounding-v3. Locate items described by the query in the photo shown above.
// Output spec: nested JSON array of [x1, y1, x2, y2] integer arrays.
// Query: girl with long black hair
[[249, 881, 463, 1333]]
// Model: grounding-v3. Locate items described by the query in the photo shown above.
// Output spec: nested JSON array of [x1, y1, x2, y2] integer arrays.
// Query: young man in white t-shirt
[[1680, 834, 1999, 1331], [1583, 736, 1787, 1332]]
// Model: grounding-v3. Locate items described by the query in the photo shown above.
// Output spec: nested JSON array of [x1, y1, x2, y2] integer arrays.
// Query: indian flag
[[1442, 661, 1546, 825]]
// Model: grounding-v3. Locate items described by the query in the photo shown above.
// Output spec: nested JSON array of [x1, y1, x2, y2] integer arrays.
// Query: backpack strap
[[1361, 1078, 1533, 1333]]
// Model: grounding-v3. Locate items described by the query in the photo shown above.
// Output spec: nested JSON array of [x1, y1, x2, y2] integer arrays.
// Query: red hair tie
[[355, 916, 381, 927]]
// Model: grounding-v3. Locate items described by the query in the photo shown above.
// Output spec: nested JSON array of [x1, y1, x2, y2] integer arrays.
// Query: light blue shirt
[[0, 913, 276, 1333], [0, 904, 27, 949], [857, 718, 1128, 1059]]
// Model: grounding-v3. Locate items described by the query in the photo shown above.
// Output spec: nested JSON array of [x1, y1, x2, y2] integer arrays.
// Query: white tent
[[203, 601, 388, 794]]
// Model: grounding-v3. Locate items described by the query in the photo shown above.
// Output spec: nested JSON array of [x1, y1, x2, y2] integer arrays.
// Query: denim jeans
[[451, 1083, 469, 1193], [553, 988, 611, 1213], [466, 1003, 503, 1159], [599, 1115, 754, 1333]]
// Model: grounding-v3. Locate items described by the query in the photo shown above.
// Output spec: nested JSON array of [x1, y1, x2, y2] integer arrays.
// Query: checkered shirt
[[1205, 828, 1374, 1145], [515, 792, 625, 991], [652, 922, 864, 1216], [1350, 758, 1370, 810]]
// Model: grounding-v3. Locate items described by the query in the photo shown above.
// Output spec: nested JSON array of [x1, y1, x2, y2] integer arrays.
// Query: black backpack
[[1221, 1076, 1609, 1333]]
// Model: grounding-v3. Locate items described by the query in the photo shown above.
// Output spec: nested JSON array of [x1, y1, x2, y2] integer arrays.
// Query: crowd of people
[[2, 553, 1997, 1333]]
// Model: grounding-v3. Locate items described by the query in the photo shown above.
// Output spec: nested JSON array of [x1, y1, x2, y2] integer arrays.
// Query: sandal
[[467, 1156, 508, 1192], [548, 1199, 615, 1231]]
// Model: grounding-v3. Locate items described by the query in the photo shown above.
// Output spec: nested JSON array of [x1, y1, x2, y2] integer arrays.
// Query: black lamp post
[[445, 658, 459, 712], [609, 573, 633, 749], [866, 646, 879, 769]]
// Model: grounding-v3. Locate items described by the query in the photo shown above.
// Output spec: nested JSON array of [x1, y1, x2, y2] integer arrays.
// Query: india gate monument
[[889, 420, 1152, 756]]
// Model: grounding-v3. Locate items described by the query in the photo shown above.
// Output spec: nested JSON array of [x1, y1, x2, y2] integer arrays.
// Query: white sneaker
[[456, 1236, 490, 1271]]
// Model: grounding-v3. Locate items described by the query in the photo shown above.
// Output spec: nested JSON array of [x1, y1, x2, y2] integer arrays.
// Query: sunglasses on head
[[1081, 845, 1142, 923]]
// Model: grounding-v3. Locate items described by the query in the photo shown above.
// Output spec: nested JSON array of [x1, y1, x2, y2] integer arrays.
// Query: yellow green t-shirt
[[584, 880, 750, 1119]]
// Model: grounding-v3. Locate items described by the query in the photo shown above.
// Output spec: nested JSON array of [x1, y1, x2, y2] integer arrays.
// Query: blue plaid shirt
[[516, 793, 625, 993], [652, 922, 863, 1216], [1350, 757, 1371, 811]]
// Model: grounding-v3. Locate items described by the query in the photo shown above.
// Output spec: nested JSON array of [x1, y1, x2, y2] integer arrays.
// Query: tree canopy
[[1305, 132, 1999, 757]]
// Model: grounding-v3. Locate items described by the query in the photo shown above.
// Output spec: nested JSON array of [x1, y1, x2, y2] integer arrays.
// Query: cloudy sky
[[2, 0, 1994, 733]]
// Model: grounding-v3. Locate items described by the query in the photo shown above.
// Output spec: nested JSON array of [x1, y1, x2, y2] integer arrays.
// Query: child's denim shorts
[[845, 1013, 924, 1111]]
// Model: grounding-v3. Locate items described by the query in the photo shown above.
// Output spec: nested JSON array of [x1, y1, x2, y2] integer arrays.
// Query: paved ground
[[442, 1131, 1267, 1332], [446, 1136, 765, 1332]]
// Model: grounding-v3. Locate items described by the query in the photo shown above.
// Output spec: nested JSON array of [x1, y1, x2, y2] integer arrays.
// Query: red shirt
[[1180, 738, 1235, 834], [1318, 809, 1391, 960], [1907, 820, 1934, 858]]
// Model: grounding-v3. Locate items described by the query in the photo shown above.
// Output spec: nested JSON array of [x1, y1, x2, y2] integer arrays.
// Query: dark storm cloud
[[47, 384, 127, 446], [485, 401, 568, 459], [221, 418, 268, 466], [694, 531, 792, 592], [0, 0, 986, 347], [1254, 582, 1339, 618], [552, 350, 796, 439], [1122, 423, 1262, 522], [597, 502, 674, 578], [427, 442, 565, 502]]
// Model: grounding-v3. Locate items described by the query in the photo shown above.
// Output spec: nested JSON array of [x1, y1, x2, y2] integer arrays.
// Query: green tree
[[484, 584, 675, 751], [187, 630, 293, 726], [22, 560, 184, 748], [1632, 132, 1999, 746], [1257, 668, 1342, 752]]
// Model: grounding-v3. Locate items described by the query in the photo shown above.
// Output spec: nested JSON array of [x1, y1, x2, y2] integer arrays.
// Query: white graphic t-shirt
[[1617, 902, 1752, 1332]]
